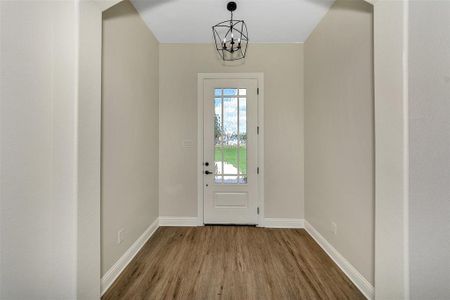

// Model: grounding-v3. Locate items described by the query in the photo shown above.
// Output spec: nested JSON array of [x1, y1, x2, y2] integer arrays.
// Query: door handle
[[204, 170, 212, 175]]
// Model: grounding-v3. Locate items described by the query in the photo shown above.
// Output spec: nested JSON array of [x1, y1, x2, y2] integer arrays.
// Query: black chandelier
[[212, 1, 249, 61]]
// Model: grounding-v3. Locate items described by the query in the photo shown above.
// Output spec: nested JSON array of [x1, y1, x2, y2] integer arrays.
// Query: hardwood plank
[[102, 227, 366, 300]]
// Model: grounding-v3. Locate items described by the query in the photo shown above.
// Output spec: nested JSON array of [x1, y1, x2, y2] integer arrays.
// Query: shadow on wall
[[302, 0, 336, 9], [130, 0, 178, 11], [105, 0, 178, 17], [304, 0, 372, 13]]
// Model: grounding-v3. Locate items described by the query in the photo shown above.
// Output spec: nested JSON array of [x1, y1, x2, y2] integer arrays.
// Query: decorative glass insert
[[214, 88, 247, 184], [223, 88, 238, 96]]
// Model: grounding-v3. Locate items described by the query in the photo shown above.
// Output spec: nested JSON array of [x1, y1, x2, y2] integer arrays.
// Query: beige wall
[[78, 1, 102, 297], [1, 1, 78, 298], [304, 0, 374, 285], [408, 1, 450, 298], [102, 0, 159, 275], [159, 44, 304, 219], [373, 1, 409, 297]]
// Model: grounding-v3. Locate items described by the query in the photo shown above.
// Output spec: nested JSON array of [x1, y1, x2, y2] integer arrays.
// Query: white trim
[[256, 75, 265, 227], [159, 217, 200, 227], [373, 2, 410, 297], [263, 218, 304, 228], [197, 73, 265, 226], [197, 76, 204, 225], [79, 1, 124, 297], [304, 221, 374, 300], [402, 1, 410, 298], [101, 217, 159, 295]]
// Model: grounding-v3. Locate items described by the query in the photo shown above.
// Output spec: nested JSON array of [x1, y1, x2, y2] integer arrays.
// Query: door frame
[[197, 73, 265, 226]]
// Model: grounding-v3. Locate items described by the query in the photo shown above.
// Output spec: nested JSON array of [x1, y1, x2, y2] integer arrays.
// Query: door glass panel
[[223, 88, 238, 96], [239, 98, 247, 183], [223, 97, 238, 180], [214, 146, 223, 175], [213, 88, 247, 184], [214, 98, 223, 180], [223, 175, 238, 184]]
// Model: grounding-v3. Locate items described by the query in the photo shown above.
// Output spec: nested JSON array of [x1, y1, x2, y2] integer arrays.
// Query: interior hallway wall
[[159, 44, 304, 220], [102, 0, 159, 275], [408, 1, 450, 298], [0, 1, 78, 298], [304, 0, 374, 284]]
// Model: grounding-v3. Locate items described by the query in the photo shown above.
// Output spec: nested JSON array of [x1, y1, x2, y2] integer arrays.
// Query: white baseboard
[[101, 217, 159, 295], [263, 218, 305, 228], [304, 221, 374, 300], [159, 216, 200, 227]]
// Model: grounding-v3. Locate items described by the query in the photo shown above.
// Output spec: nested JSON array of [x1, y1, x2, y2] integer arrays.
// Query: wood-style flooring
[[102, 226, 365, 300]]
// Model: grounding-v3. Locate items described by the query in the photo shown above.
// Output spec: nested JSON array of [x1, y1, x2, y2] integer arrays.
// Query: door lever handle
[[204, 170, 212, 175]]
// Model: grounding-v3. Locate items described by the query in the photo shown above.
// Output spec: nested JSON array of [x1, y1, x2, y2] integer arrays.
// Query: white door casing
[[199, 74, 263, 224]]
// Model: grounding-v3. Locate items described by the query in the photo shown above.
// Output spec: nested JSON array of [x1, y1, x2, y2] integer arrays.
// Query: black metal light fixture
[[212, 1, 249, 61]]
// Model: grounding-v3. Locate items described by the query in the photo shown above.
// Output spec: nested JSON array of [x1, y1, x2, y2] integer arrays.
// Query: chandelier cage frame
[[212, 2, 249, 61]]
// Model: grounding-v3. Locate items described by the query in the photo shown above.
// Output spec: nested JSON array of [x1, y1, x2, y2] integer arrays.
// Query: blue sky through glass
[[223, 88, 238, 96]]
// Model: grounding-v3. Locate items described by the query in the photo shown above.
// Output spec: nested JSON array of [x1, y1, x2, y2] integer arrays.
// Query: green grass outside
[[215, 146, 247, 174]]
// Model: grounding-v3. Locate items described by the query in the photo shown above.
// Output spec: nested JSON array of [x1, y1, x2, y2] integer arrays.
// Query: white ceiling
[[131, 0, 335, 43]]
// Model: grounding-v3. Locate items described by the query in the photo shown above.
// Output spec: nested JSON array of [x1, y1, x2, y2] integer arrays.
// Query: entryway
[[75, 1, 411, 298], [199, 74, 264, 225]]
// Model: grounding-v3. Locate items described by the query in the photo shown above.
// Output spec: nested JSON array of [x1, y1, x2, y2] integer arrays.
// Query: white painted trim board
[[159, 216, 200, 227], [263, 218, 304, 228]]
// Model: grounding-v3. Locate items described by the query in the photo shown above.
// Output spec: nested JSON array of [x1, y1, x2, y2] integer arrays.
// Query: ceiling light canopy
[[212, 1, 249, 61]]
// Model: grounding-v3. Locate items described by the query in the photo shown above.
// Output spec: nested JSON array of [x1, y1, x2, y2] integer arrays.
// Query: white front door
[[203, 78, 258, 224]]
